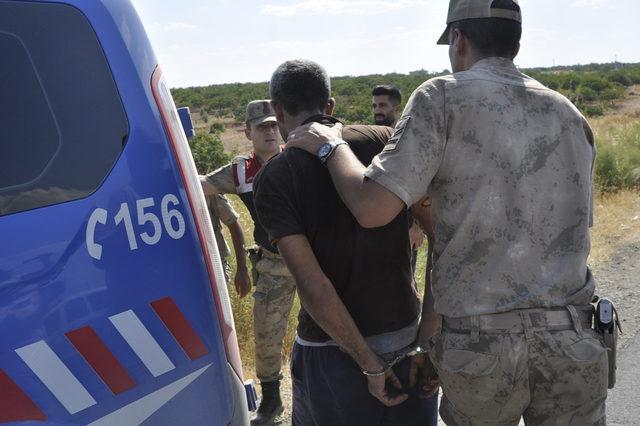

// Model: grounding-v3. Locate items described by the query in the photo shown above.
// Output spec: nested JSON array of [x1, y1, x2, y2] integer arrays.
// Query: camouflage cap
[[437, 0, 521, 45], [245, 100, 277, 126]]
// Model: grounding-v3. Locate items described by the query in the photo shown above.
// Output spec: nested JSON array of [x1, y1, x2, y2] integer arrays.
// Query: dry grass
[[588, 113, 640, 263], [589, 190, 640, 265], [590, 113, 640, 139]]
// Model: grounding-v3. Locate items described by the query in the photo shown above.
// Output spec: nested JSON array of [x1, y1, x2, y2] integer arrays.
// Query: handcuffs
[[361, 346, 426, 377]]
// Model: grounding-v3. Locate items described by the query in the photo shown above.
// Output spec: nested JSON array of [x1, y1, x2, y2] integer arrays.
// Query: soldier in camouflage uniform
[[206, 194, 251, 297], [286, 0, 608, 424], [200, 100, 295, 425]]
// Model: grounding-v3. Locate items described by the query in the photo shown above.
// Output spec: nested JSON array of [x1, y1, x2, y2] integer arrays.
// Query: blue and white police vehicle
[[0, 0, 252, 424]]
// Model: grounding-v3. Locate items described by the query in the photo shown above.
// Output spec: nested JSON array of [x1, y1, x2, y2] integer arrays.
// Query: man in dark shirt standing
[[254, 59, 437, 425]]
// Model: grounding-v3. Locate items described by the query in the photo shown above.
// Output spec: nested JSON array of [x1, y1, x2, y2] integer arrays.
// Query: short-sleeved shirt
[[254, 116, 420, 343], [365, 57, 596, 318], [205, 155, 277, 253], [206, 194, 239, 259]]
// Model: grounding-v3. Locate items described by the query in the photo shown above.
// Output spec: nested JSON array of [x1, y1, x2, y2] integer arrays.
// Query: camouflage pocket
[[254, 256, 291, 277], [563, 333, 608, 363], [434, 332, 526, 421]]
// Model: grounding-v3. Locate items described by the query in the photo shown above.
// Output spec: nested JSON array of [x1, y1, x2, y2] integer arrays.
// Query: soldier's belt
[[442, 306, 593, 334]]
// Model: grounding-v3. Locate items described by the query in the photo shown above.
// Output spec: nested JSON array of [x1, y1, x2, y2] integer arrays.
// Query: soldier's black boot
[[251, 380, 284, 425]]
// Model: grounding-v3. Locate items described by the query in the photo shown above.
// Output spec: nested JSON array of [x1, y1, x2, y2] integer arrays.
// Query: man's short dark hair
[[371, 85, 401, 105], [450, 0, 522, 58], [270, 59, 330, 116]]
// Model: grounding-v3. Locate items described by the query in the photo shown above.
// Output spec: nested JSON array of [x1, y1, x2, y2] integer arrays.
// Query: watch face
[[318, 143, 332, 159]]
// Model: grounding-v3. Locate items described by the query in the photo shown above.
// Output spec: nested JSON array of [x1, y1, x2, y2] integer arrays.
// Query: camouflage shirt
[[365, 57, 596, 317]]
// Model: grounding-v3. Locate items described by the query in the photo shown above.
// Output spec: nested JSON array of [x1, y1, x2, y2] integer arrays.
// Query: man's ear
[[244, 126, 252, 141], [325, 97, 336, 116], [450, 27, 465, 55]]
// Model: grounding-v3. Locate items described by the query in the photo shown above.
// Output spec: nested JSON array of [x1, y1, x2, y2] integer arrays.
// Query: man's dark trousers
[[291, 342, 438, 426]]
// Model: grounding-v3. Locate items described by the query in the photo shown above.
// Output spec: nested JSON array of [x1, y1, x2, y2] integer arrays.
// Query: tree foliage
[[189, 132, 230, 174], [172, 62, 640, 123]]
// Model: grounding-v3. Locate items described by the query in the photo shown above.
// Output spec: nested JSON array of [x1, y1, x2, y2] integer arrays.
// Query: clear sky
[[129, 0, 639, 88]]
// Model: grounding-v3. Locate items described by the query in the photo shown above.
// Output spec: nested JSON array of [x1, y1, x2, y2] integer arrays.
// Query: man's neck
[[466, 54, 514, 71], [285, 110, 325, 134]]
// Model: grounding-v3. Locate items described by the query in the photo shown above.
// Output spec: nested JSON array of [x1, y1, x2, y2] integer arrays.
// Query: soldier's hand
[[365, 364, 408, 407], [409, 353, 440, 398], [286, 122, 344, 155], [234, 267, 251, 298]]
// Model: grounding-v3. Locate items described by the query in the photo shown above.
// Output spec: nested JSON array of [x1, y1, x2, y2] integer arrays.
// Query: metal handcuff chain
[[361, 346, 425, 377]]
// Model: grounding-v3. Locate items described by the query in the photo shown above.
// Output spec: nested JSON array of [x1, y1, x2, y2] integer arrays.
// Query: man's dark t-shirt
[[253, 116, 420, 343]]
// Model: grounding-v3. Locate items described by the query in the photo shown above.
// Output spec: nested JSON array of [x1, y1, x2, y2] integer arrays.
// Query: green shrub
[[582, 104, 605, 116], [595, 120, 640, 191], [209, 121, 225, 134], [578, 86, 597, 102], [189, 132, 231, 174]]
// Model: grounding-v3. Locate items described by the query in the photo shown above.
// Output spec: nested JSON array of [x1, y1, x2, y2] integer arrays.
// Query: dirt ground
[[609, 85, 640, 117]]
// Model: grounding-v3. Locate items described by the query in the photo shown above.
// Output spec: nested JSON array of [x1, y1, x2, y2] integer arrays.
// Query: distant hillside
[[171, 62, 640, 124]]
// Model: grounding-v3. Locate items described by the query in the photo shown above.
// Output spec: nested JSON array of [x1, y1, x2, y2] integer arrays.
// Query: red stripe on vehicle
[[151, 297, 209, 360], [65, 326, 135, 395], [0, 369, 46, 422]]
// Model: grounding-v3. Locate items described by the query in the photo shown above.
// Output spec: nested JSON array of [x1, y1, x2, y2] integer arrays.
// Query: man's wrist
[[359, 353, 384, 373], [318, 139, 347, 164], [362, 365, 387, 377]]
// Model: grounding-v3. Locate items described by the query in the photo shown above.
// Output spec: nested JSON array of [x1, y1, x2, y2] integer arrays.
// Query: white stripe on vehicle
[[109, 310, 175, 377], [15, 341, 97, 414], [87, 364, 211, 426]]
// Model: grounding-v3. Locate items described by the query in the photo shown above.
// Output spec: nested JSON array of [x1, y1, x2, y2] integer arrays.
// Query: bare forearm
[[278, 235, 381, 371], [298, 274, 380, 370], [228, 222, 247, 271]]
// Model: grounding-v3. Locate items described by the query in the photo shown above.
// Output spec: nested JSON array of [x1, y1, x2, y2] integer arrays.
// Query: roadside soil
[[591, 240, 640, 350]]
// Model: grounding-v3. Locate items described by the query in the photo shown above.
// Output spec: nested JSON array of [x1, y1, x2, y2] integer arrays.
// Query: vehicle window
[[0, 1, 129, 216]]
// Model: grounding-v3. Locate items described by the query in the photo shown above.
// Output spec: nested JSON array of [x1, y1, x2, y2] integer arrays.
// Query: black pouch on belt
[[246, 246, 262, 286], [593, 297, 622, 389]]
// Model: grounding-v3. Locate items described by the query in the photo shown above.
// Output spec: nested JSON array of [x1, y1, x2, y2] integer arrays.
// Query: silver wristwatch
[[318, 139, 347, 165]]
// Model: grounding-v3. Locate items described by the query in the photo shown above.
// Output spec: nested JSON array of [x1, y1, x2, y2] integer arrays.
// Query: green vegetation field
[[174, 62, 640, 123], [180, 62, 640, 375]]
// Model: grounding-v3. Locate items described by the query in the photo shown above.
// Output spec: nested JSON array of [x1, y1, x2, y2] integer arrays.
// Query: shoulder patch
[[385, 116, 411, 150]]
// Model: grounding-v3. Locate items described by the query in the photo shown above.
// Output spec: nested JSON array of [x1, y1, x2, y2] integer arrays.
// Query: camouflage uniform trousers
[[249, 247, 296, 383], [429, 309, 608, 425]]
